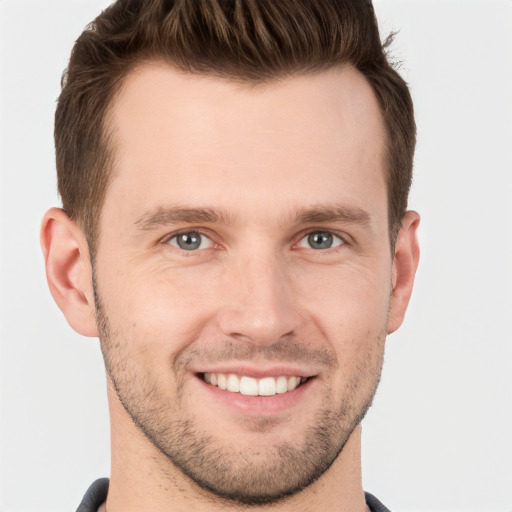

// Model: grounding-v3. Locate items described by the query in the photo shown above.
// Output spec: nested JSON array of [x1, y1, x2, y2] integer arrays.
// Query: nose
[[216, 251, 302, 346]]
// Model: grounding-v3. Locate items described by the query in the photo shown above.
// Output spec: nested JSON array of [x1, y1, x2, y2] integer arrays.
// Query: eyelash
[[164, 230, 215, 251], [162, 229, 349, 253], [296, 231, 345, 250]]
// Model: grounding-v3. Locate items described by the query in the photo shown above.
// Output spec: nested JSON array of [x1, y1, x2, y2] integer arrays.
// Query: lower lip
[[195, 376, 315, 415]]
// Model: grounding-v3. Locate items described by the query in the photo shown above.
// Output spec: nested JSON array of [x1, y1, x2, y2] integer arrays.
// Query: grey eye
[[168, 232, 213, 251], [299, 231, 343, 250]]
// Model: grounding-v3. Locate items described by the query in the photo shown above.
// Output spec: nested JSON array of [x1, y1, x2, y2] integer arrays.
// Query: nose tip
[[216, 259, 301, 346], [221, 308, 295, 346]]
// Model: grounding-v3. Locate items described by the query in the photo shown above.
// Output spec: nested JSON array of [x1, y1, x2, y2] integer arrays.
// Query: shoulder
[[365, 491, 392, 512], [76, 478, 109, 512]]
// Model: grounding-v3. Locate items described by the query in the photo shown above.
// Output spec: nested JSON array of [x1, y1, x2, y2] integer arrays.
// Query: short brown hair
[[55, 0, 415, 252]]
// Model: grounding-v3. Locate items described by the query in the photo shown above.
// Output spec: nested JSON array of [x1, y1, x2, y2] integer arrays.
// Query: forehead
[[104, 62, 386, 229]]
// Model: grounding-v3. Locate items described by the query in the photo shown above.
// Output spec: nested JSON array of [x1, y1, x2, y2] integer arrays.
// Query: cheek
[[295, 260, 390, 381], [297, 259, 392, 330], [97, 261, 222, 353], [96, 248, 392, 360]]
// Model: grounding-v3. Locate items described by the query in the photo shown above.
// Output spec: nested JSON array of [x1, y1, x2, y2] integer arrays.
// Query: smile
[[202, 373, 308, 396]]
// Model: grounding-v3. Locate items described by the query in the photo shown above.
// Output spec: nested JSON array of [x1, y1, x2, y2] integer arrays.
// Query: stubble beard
[[93, 280, 385, 506]]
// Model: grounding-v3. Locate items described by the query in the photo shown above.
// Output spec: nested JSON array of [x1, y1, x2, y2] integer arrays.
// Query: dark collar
[[76, 479, 391, 512]]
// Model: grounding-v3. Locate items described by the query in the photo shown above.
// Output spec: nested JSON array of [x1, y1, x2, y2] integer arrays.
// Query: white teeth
[[287, 376, 300, 391], [240, 376, 259, 396], [276, 376, 288, 394], [217, 373, 227, 390], [227, 374, 240, 392], [203, 372, 308, 396], [258, 377, 277, 396]]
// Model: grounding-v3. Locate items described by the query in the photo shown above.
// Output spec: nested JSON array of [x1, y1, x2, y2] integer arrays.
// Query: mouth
[[200, 372, 310, 397]]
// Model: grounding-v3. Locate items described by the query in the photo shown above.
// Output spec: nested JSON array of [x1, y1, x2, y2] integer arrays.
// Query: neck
[[104, 382, 368, 512]]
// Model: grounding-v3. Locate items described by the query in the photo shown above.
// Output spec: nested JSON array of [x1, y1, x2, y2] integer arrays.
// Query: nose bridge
[[218, 244, 300, 345]]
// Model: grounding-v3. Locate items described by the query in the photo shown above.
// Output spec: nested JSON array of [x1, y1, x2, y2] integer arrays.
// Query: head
[[43, 0, 420, 507], [55, 0, 415, 254]]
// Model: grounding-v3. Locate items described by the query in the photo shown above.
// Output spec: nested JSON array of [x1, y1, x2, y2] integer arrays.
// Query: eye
[[167, 231, 213, 251], [298, 231, 344, 250]]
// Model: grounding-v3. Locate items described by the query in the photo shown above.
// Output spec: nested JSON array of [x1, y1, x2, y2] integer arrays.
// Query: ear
[[40, 208, 99, 337], [387, 210, 420, 334]]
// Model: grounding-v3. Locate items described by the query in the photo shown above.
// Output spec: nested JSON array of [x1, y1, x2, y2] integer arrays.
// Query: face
[[94, 63, 392, 504]]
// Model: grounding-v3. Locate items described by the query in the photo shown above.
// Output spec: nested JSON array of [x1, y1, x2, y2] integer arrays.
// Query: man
[[41, 0, 420, 510]]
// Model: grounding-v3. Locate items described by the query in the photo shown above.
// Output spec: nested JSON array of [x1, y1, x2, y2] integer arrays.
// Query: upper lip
[[192, 364, 316, 379]]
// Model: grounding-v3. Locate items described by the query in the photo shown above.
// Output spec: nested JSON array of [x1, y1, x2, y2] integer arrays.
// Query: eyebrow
[[295, 205, 371, 227], [135, 206, 233, 231], [134, 204, 371, 231]]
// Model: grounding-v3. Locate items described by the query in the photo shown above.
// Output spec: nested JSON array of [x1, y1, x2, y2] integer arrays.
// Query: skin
[[41, 62, 420, 512]]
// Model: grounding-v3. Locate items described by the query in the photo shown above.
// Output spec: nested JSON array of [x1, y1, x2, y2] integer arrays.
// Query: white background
[[0, 1, 511, 511]]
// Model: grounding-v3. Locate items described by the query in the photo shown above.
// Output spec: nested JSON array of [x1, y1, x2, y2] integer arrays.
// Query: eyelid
[[294, 228, 350, 249], [159, 227, 351, 251], [297, 231, 344, 250], [162, 229, 215, 250]]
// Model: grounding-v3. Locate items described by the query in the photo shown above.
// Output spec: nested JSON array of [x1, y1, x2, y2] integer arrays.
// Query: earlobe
[[387, 210, 420, 334], [40, 208, 99, 337]]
